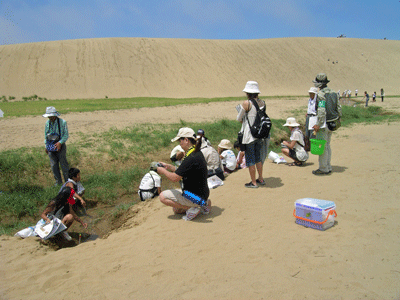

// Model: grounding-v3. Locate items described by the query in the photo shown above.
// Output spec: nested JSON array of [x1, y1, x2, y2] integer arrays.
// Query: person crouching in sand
[[155, 127, 211, 221], [281, 117, 309, 166], [41, 186, 87, 241]]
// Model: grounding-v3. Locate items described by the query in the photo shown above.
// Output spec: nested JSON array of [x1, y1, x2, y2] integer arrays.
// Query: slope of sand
[[1, 119, 400, 299], [1, 100, 400, 299], [0, 37, 399, 99]]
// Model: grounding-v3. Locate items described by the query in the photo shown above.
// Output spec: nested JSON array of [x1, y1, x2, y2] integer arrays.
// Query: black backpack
[[246, 99, 272, 139]]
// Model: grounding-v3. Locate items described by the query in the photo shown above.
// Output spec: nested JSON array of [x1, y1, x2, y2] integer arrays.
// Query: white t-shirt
[[307, 95, 317, 115], [138, 171, 162, 200], [220, 149, 236, 171], [170, 145, 185, 166], [290, 128, 308, 162]]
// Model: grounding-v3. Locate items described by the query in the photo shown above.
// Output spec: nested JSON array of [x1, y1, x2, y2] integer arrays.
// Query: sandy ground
[[1, 98, 400, 299]]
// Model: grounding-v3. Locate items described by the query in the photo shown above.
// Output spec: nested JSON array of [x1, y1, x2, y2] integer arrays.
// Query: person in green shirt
[[43, 106, 70, 185]]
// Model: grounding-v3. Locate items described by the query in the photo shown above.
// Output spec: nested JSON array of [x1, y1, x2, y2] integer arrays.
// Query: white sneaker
[[60, 231, 72, 241], [182, 207, 201, 221]]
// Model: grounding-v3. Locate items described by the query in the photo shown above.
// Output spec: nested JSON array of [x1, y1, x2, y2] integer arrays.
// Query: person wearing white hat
[[154, 127, 211, 221], [43, 106, 70, 185], [305, 86, 319, 150], [217, 139, 236, 174], [236, 81, 267, 188], [281, 117, 309, 166]]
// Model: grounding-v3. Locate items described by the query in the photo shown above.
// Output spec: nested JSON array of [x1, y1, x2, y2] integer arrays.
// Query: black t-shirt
[[175, 151, 209, 200]]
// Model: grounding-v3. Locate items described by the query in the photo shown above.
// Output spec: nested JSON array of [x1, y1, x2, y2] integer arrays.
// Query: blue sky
[[1, 0, 399, 45]]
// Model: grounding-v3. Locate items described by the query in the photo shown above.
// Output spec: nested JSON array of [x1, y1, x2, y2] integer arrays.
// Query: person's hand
[[313, 125, 320, 132], [81, 199, 86, 207], [82, 222, 88, 229], [55, 142, 62, 151]]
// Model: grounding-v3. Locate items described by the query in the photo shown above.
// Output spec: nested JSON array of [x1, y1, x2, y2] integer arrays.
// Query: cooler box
[[293, 198, 337, 231]]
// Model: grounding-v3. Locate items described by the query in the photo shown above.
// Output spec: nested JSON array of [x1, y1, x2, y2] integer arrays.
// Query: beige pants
[[316, 127, 332, 172]]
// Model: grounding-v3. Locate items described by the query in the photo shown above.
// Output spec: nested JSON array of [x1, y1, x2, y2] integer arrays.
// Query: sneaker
[[256, 179, 266, 186], [201, 199, 212, 215], [60, 231, 72, 241], [182, 207, 201, 221], [245, 182, 258, 188]]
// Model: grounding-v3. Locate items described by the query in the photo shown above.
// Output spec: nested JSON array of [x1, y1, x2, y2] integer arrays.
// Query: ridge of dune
[[0, 37, 399, 99]]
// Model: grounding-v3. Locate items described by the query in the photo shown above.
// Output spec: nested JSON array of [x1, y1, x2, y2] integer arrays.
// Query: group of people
[[39, 72, 342, 230], [139, 73, 341, 221], [363, 89, 385, 107]]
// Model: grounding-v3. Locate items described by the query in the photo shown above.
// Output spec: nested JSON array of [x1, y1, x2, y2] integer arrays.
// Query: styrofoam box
[[294, 198, 336, 231]]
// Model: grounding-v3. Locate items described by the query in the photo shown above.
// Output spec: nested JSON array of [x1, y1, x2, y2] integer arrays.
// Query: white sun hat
[[243, 81, 261, 94], [171, 127, 196, 142], [283, 117, 300, 127], [218, 139, 233, 150], [42, 106, 60, 117], [308, 87, 318, 94]]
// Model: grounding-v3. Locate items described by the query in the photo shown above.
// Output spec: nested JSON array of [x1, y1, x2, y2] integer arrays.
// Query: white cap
[[171, 127, 196, 142]]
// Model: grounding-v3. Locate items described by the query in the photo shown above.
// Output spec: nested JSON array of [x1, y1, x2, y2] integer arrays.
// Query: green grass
[[1, 98, 399, 236], [0, 95, 310, 118]]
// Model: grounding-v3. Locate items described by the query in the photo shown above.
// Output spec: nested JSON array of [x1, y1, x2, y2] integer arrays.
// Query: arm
[[55, 119, 69, 151], [282, 140, 297, 149], [69, 204, 87, 228], [157, 163, 182, 182], [65, 182, 86, 207], [41, 202, 55, 224], [236, 100, 250, 123], [313, 94, 326, 132]]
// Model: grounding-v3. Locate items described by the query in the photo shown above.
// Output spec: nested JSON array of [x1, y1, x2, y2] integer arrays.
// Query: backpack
[[318, 88, 341, 131], [246, 99, 272, 139]]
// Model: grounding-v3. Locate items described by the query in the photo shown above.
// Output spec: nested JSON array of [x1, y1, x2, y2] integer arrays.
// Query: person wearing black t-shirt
[[156, 127, 211, 221]]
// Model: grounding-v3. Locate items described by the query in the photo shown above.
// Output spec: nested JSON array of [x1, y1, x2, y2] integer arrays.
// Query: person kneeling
[[155, 127, 211, 221], [281, 117, 309, 166]]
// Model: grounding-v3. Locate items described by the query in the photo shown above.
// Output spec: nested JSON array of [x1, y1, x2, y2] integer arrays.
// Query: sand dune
[[0, 37, 399, 99]]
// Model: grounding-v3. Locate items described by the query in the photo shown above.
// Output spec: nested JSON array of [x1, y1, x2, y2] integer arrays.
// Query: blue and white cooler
[[293, 198, 337, 230]]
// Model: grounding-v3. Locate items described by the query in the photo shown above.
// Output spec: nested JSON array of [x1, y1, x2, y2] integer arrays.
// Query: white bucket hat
[[243, 81, 261, 94], [171, 127, 196, 142], [283, 117, 300, 127], [308, 87, 318, 94], [218, 139, 233, 150], [42, 106, 60, 117]]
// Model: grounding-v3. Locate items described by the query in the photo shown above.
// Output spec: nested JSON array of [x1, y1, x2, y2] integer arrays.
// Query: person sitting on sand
[[170, 144, 185, 167], [217, 139, 236, 175], [138, 165, 162, 201], [234, 141, 246, 170], [41, 186, 87, 241], [281, 117, 309, 166], [199, 132, 224, 180], [60, 168, 86, 208], [155, 127, 211, 221]]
